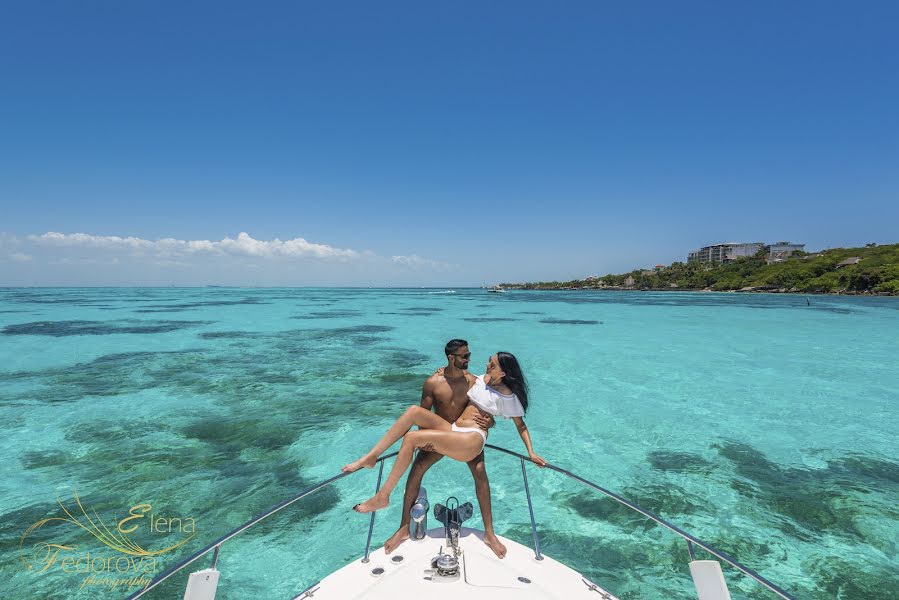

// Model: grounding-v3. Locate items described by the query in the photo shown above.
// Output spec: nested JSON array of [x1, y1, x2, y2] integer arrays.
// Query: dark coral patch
[[139, 298, 270, 309], [714, 441, 899, 543], [313, 325, 394, 336], [291, 310, 364, 319], [0, 500, 87, 552], [828, 454, 899, 485], [559, 483, 707, 533], [199, 331, 268, 339], [809, 558, 899, 600], [647, 450, 715, 474], [462, 317, 520, 322], [559, 491, 650, 532], [182, 417, 297, 452], [21, 450, 70, 469], [7, 349, 209, 403], [2, 319, 213, 336], [383, 348, 429, 369], [539, 318, 602, 325]]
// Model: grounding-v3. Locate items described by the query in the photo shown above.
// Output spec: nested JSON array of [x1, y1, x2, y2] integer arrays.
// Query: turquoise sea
[[1, 288, 897, 600]]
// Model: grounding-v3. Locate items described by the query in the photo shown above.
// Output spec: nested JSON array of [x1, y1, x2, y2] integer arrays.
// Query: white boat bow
[[301, 525, 616, 599], [125, 445, 795, 600]]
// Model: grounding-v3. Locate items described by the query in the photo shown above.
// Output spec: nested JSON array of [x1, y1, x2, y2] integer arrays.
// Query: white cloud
[[391, 254, 454, 270], [29, 231, 154, 251], [1, 231, 458, 284], [50, 257, 121, 265], [28, 231, 361, 261], [0, 232, 21, 248], [218, 232, 360, 259]]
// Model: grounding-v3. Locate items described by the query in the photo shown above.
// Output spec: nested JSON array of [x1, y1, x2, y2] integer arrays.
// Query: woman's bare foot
[[342, 455, 376, 473], [352, 493, 389, 513], [383, 527, 410, 554], [483, 532, 507, 558]]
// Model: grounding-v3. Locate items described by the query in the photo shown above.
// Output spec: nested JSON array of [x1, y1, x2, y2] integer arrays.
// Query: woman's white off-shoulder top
[[467, 376, 525, 418]]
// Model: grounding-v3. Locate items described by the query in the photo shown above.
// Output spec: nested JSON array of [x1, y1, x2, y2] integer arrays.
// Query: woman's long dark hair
[[496, 351, 529, 413]]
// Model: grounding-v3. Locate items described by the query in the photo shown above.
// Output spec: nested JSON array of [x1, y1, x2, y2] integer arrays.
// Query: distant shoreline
[[502, 243, 899, 296], [0, 286, 896, 296], [501, 286, 897, 297]]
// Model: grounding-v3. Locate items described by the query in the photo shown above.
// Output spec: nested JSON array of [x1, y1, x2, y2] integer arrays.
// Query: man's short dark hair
[[445, 339, 468, 356]]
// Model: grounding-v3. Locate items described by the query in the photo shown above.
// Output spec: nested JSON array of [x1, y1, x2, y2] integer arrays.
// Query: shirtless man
[[381, 338, 507, 559]]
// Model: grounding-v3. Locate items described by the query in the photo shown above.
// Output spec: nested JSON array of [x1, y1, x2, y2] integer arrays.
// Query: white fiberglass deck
[[304, 526, 618, 600]]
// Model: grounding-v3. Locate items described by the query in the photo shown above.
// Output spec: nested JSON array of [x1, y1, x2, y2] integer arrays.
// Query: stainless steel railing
[[485, 444, 795, 600], [124, 451, 398, 600], [125, 445, 795, 600]]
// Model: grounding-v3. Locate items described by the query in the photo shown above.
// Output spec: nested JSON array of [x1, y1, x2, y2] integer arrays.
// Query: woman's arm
[[511, 417, 547, 467]]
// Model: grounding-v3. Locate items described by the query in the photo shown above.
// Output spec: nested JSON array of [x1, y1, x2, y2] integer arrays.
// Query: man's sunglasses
[[450, 353, 471, 359]]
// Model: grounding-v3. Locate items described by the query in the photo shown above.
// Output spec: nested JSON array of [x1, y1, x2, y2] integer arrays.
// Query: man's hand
[[472, 412, 495, 430]]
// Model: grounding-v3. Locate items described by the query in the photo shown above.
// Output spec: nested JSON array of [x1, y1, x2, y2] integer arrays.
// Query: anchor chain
[[448, 520, 461, 559]]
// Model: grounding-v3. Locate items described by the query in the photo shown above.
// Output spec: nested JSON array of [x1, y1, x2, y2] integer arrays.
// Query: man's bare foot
[[383, 527, 410, 554], [352, 493, 389, 513], [342, 455, 376, 473], [483, 532, 507, 558]]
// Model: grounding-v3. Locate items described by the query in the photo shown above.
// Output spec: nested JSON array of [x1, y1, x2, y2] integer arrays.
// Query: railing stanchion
[[361, 459, 386, 563], [520, 457, 543, 560], [210, 544, 220, 569], [687, 540, 696, 561]]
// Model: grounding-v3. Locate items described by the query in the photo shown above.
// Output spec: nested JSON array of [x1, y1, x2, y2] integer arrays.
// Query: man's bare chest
[[432, 381, 472, 419]]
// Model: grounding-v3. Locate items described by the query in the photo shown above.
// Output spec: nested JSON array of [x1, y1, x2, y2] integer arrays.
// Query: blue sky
[[1, 1, 897, 286]]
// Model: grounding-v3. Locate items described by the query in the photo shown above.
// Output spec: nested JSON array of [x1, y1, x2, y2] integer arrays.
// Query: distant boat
[[488, 285, 506, 293]]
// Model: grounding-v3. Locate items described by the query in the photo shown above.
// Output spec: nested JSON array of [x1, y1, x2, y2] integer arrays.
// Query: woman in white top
[[345, 352, 546, 514]]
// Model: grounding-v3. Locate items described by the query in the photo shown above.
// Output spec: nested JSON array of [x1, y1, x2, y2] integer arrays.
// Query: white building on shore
[[688, 242, 765, 263], [688, 241, 805, 264]]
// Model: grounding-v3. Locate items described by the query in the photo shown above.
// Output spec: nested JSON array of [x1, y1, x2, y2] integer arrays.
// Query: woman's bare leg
[[342, 406, 453, 473], [353, 430, 484, 513]]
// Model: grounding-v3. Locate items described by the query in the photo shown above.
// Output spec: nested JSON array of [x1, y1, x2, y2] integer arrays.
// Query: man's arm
[[471, 410, 496, 430], [420, 377, 436, 411]]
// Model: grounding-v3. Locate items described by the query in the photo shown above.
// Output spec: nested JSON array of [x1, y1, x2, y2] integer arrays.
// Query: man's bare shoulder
[[423, 373, 447, 389], [464, 371, 477, 387]]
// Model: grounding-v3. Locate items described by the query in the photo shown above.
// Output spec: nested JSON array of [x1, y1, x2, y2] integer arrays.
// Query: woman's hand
[[433, 367, 445, 376], [529, 453, 548, 467]]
